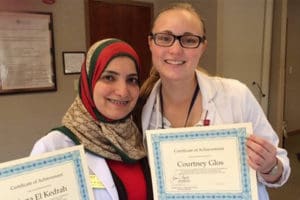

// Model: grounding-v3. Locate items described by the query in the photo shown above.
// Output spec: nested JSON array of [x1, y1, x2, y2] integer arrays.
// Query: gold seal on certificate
[[0, 145, 94, 200], [146, 123, 258, 200]]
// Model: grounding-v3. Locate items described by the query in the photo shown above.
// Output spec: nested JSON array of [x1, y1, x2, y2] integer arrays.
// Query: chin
[[162, 74, 185, 82], [107, 112, 129, 121]]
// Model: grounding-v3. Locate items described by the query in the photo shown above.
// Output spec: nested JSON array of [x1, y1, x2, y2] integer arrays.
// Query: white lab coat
[[141, 70, 291, 200], [31, 130, 119, 200]]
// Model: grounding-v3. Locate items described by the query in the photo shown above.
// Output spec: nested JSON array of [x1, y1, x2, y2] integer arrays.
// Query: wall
[[216, 0, 273, 114], [284, 0, 300, 133], [0, 0, 86, 162]]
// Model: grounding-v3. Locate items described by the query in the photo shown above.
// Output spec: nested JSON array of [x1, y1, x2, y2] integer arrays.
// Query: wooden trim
[[216, 0, 224, 76], [287, 129, 300, 137], [261, 0, 274, 114]]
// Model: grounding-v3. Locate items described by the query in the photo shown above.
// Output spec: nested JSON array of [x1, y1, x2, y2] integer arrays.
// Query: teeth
[[109, 99, 128, 105], [165, 60, 185, 65]]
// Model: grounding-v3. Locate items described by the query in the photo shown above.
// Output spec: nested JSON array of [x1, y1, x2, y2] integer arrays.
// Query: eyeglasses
[[150, 32, 206, 48]]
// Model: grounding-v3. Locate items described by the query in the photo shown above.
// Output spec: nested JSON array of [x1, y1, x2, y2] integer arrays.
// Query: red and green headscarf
[[79, 38, 141, 122]]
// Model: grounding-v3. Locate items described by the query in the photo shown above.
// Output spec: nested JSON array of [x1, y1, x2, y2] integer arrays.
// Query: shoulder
[[216, 77, 249, 96], [30, 130, 75, 155], [211, 75, 248, 92], [197, 70, 250, 99]]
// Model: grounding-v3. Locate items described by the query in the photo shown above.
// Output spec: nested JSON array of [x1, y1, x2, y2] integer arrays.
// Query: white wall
[[216, 0, 273, 114]]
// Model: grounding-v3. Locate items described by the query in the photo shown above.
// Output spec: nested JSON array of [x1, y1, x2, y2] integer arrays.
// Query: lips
[[164, 59, 186, 65], [108, 99, 129, 105]]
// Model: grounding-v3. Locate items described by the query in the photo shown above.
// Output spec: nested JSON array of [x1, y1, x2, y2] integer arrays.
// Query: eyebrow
[[158, 30, 199, 36], [102, 70, 138, 77], [102, 70, 118, 75]]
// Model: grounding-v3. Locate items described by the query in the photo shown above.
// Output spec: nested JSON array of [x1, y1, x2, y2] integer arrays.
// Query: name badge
[[90, 175, 105, 189]]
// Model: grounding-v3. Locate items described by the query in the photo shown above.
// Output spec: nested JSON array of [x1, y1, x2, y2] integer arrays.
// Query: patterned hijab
[[61, 38, 146, 163]]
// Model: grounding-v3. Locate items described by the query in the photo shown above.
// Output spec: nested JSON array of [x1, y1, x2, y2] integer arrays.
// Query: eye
[[157, 34, 172, 43], [182, 36, 199, 44], [127, 76, 139, 86], [100, 74, 115, 82]]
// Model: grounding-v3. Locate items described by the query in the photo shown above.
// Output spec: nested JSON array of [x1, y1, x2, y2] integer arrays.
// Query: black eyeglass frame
[[149, 32, 206, 49]]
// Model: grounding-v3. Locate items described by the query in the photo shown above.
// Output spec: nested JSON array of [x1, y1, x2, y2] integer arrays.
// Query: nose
[[115, 81, 129, 97], [168, 39, 183, 54]]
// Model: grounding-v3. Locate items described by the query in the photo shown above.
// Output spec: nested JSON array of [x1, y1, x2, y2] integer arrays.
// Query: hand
[[246, 134, 277, 174]]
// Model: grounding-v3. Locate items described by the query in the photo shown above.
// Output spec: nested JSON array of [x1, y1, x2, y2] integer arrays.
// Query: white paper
[[146, 123, 258, 200]]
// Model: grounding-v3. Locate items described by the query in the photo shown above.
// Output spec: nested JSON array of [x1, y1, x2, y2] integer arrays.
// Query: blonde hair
[[152, 2, 206, 34]]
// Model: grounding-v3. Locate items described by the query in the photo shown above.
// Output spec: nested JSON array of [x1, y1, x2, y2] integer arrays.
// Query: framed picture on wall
[[62, 51, 85, 74], [0, 11, 57, 95]]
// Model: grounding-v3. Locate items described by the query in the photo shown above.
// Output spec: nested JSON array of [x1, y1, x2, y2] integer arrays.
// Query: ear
[[198, 39, 208, 61], [201, 39, 208, 51], [148, 35, 153, 50], [198, 39, 207, 56]]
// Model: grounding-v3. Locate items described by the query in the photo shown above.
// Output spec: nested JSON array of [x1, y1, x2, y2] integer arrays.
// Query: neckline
[[159, 83, 200, 128]]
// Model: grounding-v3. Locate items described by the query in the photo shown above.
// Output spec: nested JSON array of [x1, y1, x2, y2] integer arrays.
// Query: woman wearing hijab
[[31, 38, 152, 200]]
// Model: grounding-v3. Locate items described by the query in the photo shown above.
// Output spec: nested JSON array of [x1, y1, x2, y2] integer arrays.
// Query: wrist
[[261, 158, 279, 176]]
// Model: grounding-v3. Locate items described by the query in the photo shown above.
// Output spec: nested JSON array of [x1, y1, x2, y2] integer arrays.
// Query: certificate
[[0, 11, 56, 94], [63, 51, 85, 74], [0, 145, 94, 200], [146, 123, 258, 200]]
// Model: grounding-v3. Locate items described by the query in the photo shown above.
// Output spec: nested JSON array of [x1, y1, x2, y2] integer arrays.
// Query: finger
[[247, 157, 261, 171], [248, 135, 275, 154], [247, 135, 276, 158], [247, 136, 278, 173], [246, 137, 267, 160], [247, 145, 264, 166]]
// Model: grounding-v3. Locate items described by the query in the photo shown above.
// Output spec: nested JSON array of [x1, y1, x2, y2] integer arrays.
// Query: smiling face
[[149, 9, 206, 82], [93, 56, 139, 120]]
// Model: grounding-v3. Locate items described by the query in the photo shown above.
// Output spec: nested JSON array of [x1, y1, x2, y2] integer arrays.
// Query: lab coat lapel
[[196, 70, 222, 125], [86, 153, 118, 200]]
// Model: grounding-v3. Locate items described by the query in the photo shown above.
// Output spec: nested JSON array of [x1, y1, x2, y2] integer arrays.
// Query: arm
[[30, 130, 75, 156]]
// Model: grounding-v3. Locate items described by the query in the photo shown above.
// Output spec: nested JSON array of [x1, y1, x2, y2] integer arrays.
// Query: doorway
[[86, 0, 153, 84]]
